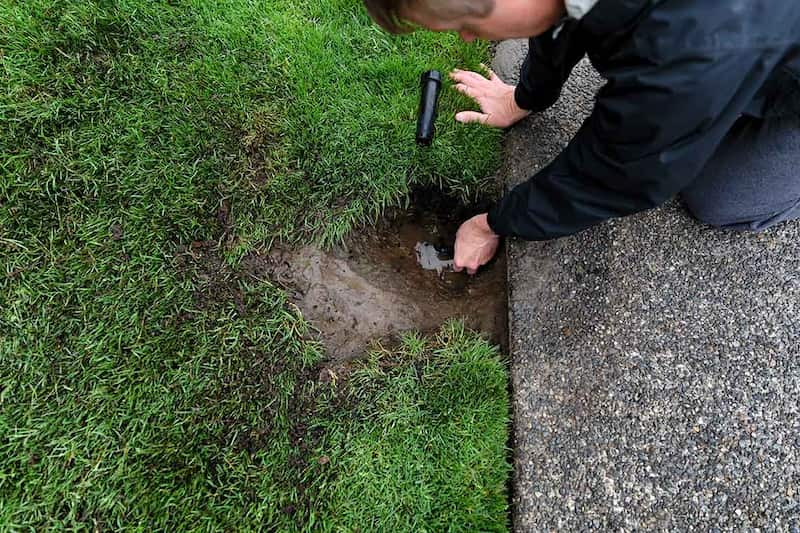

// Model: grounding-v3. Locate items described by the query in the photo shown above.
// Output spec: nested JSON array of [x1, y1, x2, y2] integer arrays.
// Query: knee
[[682, 193, 763, 231], [683, 194, 798, 232], [682, 193, 737, 228]]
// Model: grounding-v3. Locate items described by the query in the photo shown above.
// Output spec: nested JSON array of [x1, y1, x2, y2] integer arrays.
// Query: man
[[364, 0, 800, 274]]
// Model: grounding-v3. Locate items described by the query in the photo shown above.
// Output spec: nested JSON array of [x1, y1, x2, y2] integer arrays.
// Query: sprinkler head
[[416, 70, 442, 146]]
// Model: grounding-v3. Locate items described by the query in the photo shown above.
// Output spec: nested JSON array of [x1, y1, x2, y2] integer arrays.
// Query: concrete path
[[493, 41, 800, 531]]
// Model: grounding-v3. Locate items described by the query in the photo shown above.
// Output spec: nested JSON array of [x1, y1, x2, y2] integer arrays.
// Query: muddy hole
[[244, 188, 508, 363]]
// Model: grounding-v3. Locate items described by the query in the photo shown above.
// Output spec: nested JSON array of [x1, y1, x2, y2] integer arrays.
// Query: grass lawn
[[0, 0, 509, 530]]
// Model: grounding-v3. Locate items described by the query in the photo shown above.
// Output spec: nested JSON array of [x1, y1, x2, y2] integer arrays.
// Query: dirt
[[110, 223, 123, 241], [243, 188, 508, 362], [171, 188, 507, 528]]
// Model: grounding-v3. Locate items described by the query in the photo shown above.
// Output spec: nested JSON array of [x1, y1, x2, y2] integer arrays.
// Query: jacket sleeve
[[488, 50, 779, 240], [515, 21, 588, 112]]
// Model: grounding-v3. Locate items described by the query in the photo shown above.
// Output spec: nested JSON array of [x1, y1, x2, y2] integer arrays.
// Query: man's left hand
[[454, 213, 500, 275]]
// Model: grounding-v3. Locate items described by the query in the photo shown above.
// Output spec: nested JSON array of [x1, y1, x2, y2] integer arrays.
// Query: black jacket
[[487, 0, 800, 240]]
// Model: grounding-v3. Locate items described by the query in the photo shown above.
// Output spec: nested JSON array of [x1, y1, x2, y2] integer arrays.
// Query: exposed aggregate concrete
[[493, 43, 800, 531]]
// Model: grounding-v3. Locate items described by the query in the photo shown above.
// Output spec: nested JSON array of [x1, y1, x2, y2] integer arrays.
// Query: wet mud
[[244, 190, 508, 362]]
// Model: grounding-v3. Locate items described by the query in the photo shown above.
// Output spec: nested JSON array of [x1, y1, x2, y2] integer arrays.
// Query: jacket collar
[[565, 0, 600, 19]]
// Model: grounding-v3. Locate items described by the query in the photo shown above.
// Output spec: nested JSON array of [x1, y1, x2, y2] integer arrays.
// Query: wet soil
[[172, 189, 507, 526], [243, 189, 508, 362]]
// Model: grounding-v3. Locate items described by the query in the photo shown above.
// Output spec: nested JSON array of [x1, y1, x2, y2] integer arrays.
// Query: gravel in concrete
[[492, 44, 800, 532]]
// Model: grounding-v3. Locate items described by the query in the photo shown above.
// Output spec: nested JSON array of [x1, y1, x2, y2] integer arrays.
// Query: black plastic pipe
[[416, 70, 442, 146]]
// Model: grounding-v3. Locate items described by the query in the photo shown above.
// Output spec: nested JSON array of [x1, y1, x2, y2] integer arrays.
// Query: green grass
[[0, 0, 508, 530], [319, 323, 511, 531]]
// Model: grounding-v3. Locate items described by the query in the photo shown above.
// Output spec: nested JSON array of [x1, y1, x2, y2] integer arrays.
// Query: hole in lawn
[[244, 187, 508, 363]]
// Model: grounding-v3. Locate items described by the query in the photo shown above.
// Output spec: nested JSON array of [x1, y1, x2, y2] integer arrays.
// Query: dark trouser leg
[[682, 114, 800, 231]]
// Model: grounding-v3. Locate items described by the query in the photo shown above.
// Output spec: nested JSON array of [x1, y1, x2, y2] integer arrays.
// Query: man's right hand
[[449, 65, 531, 128], [453, 213, 500, 275]]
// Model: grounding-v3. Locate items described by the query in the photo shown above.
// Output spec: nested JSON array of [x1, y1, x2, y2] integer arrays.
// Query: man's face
[[401, 0, 565, 42]]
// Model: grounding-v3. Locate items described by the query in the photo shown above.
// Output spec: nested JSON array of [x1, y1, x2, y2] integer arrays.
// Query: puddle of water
[[244, 191, 507, 362]]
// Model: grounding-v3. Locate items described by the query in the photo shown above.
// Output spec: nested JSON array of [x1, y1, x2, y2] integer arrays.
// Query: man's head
[[364, 0, 565, 41]]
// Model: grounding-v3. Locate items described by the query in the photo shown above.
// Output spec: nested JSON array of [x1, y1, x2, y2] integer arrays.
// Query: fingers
[[453, 253, 480, 275], [450, 68, 489, 86], [453, 83, 478, 100], [453, 259, 478, 275], [452, 213, 500, 277], [479, 62, 500, 82], [450, 66, 501, 85], [450, 68, 498, 106], [455, 111, 488, 124]]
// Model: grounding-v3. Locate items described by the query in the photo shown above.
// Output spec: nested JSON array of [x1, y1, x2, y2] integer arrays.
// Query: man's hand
[[454, 213, 500, 275], [450, 65, 531, 128]]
